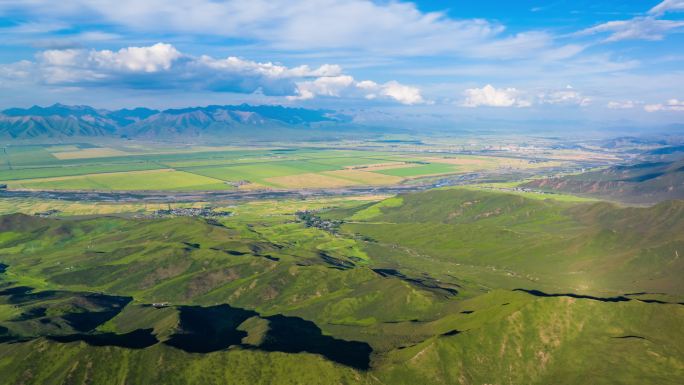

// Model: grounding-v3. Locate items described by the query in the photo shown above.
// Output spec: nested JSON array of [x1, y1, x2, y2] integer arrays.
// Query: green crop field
[[0, 162, 164, 181], [9, 169, 230, 191]]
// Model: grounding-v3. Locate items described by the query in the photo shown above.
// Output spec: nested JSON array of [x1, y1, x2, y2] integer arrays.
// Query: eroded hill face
[[0, 189, 683, 384], [523, 159, 684, 204]]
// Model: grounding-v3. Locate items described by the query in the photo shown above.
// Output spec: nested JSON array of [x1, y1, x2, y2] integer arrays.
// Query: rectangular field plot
[[323, 170, 403, 185], [264, 173, 356, 188], [51, 147, 131, 159], [374, 163, 458, 177], [4, 146, 58, 167], [7, 169, 231, 191], [182, 160, 341, 185], [299, 156, 398, 168], [0, 163, 164, 181]]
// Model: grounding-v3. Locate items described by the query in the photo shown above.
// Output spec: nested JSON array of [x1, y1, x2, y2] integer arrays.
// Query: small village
[[143, 206, 233, 219], [33, 209, 62, 217], [296, 210, 343, 233]]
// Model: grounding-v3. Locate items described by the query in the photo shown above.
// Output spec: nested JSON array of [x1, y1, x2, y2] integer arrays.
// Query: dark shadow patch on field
[[165, 304, 257, 353], [48, 328, 158, 349], [382, 319, 420, 324], [210, 247, 278, 261], [520, 289, 684, 305], [0, 332, 31, 344], [205, 219, 227, 228], [0, 286, 32, 297], [1, 286, 132, 332], [0, 263, 7, 273], [257, 314, 372, 370], [460, 310, 474, 314], [620, 172, 665, 182], [442, 329, 461, 336], [12, 307, 47, 321], [319, 252, 355, 270], [62, 294, 132, 332], [2, 287, 61, 304], [249, 243, 283, 254], [372, 268, 458, 297], [612, 335, 647, 340], [638, 298, 670, 304], [212, 248, 247, 256], [165, 303, 372, 370], [624, 292, 666, 296], [515, 289, 631, 303], [0, 325, 13, 343]]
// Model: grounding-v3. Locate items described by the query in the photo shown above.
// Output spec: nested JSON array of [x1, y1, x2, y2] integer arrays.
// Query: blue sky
[[0, 0, 683, 129]]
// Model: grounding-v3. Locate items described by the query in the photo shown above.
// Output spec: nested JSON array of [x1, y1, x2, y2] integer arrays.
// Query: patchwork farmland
[[0, 143, 561, 191]]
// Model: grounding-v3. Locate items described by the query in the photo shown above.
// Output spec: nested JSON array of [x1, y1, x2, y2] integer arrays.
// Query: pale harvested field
[[324, 170, 403, 185], [45, 145, 81, 152], [423, 156, 566, 170], [237, 182, 269, 190], [420, 156, 497, 166], [264, 173, 357, 188], [348, 162, 415, 172], [52, 147, 131, 159]]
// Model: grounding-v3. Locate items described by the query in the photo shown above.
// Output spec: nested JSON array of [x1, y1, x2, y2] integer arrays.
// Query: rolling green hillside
[[1, 188, 683, 384], [337, 188, 684, 296], [523, 158, 684, 204]]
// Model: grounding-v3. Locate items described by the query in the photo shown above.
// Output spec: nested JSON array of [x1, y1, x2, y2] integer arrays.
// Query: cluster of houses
[[34, 209, 62, 217], [481, 186, 557, 195], [225, 180, 250, 187], [148, 206, 233, 218], [296, 210, 342, 233]]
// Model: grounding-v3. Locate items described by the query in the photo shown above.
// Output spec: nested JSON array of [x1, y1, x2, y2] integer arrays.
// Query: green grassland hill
[[0, 188, 682, 384]]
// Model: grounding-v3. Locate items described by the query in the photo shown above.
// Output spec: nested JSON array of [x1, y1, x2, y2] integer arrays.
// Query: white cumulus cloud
[[607, 100, 639, 109], [541, 86, 591, 106], [39, 43, 182, 72], [461, 85, 531, 108], [198, 56, 342, 78], [644, 99, 684, 112], [461, 85, 591, 108], [0, 42, 424, 105], [289, 77, 426, 105], [356, 80, 426, 105], [87, 43, 181, 72], [288, 75, 356, 100]]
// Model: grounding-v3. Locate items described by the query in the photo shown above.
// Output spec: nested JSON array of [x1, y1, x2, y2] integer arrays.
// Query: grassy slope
[[339, 188, 684, 296], [523, 158, 684, 204], [0, 188, 683, 384]]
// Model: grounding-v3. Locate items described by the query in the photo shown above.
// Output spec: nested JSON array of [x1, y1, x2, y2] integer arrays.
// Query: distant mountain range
[[523, 158, 684, 204], [0, 104, 352, 139]]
